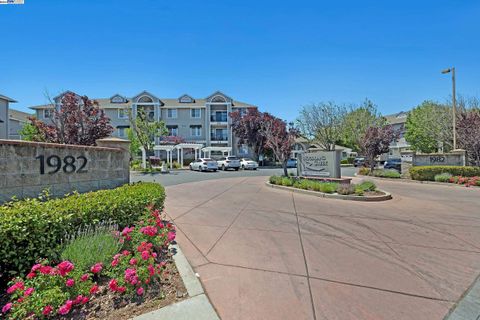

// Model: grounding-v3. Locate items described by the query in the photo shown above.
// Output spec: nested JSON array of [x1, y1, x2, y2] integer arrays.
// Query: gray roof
[[0, 94, 17, 103], [385, 111, 409, 125], [30, 96, 258, 110], [9, 108, 33, 122]]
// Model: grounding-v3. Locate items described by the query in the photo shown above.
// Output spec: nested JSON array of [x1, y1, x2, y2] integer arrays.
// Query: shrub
[[172, 161, 182, 169], [0, 183, 165, 279], [340, 159, 348, 165], [336, 184, 356, 195], [318, 182, 339, 194], [358, 167, 370, 176], [410, 166, 480, 181], [355, 180, 377, 195], [372, 169, 401, 179], [434, 172, 452, 183], [60, 222, 122, 273], [281, 177, 294, 187]]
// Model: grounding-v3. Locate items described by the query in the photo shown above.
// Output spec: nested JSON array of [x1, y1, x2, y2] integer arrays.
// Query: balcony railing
[[210, 135, 228, 141], [210, 116, 228, 122]]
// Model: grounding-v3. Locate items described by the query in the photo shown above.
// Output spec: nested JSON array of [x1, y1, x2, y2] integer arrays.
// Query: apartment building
[[30, 90, 257, 159], [0, 94, 17, 139], [385, 111, 411, 158]]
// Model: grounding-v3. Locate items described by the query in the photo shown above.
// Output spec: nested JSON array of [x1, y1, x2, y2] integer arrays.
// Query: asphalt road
[[130, 166, 358, 187]]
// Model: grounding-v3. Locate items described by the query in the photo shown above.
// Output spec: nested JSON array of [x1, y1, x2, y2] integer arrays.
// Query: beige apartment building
[[30, 90, 258, 159]]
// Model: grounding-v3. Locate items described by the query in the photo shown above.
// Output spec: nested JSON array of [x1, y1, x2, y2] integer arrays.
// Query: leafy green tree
[[130, 109, 168, 168], [126, 127, 141, 159], [340, 99, 385, 152], [405, 101, 453, 153], [19, 120, 43, 141]]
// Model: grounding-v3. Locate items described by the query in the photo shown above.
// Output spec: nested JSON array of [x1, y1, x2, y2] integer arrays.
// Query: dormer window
[[110, 95, 127, 103], [138, 96, 153, 103], [179, 94, 195, 103], [211, 95, 227, 103]]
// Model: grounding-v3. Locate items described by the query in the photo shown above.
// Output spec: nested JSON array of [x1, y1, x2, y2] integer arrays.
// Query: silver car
[[217, 156, 241, 171], [189, 158, 218, 172], [240, 158, 259, 170]]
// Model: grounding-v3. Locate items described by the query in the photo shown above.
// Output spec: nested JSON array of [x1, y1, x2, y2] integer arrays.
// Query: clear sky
[[1, 0, 479, 121]]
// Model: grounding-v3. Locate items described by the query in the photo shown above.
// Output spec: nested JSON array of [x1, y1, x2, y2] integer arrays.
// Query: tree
[[19, 120, 43, 141], [230, 109, 267, 161], [405, 101, 453, 153], [456, 110, 480, 166], [126, 127, 141, 159], [360, 125, 399, 172], [340, 99, 385, 152], [29, 92, 114, 145], [296, 102, 346, 150], [130, 109, 168, 168], [263, 113, 299, 176]]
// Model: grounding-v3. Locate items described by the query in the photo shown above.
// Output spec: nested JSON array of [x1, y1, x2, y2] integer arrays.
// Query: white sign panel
[[299, 150, 341, 178]]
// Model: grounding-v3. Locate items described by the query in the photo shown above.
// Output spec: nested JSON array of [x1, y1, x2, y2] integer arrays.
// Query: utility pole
[[441, 67, 457, 150]]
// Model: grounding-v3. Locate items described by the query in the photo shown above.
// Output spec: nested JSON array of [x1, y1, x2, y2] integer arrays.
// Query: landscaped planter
[[265, 181, 392, 202]]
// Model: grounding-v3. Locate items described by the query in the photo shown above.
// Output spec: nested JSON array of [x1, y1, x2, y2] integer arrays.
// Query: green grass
[[434, 172, 453, 182], [372, 169, 401, 178]]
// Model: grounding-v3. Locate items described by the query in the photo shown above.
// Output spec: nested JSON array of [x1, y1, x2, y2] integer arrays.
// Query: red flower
[[90, 263, 103, 274], [26, 272, 36, 279], [81, 297, 89, 305], [39, 265, 53, 275], [129, 258, 137, 265], [117, 286, 126, 294], [57, 261, 74, 276], [89, 284, 99, 295], [136, 287, 144, 296], [167, 231, 176, 242], [80, 274, 90, 282], [58, 300, 73, 315], [109, 279, 118, 292], [125, 268, 139, 285], [111, 259, 119, 267], [148, 264, 155, 277], [122, 250, 131, 256], [66, 278, 75, 287], [140, 226, 158, 236], [141, 250, 150, 260], [31, 264, 42, 272], [42, 305, 53, 315], [73, 295, 84, 305], [7, 281, 24, 294]]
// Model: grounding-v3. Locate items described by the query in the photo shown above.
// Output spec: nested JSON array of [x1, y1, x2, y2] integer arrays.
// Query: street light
[[441, 67, 456, 150]]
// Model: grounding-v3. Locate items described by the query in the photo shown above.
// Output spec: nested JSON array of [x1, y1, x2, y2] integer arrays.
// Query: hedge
[[410, 166, 480, 181], [0, 182, 165, 279]]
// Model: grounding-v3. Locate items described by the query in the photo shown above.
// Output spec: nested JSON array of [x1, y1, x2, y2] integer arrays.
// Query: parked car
[[240, 158, 259, 170], [353, 157, 365, 167], [384, 158, 402, 172], [217, 156, 241, 171], [189, 158, 218, 172], [286, 158, 297, 168]]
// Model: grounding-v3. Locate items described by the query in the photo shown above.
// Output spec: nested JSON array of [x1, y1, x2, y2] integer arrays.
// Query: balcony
[[210, 115, 228, 123], [210, 135, 228, 141]]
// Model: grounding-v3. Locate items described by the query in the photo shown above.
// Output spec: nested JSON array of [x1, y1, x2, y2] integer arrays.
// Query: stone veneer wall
[[0, 138, 130, 203]]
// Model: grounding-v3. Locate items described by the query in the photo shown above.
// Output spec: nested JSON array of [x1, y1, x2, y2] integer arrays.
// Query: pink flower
[[117, 286, 126, 293], [57, 261, 74, 276], [39, 265, 53, 275], [66, 278, 75, 287], [141, 250, 150, 260], [122, 250, 131, 256], [24, 287, 34, 296], [136, 287, 144, 296], [111, 259, 119, 267], [129, 258, 137, 265], [81, 297, 89, 304], [148, 264, 155, 277], [2, 303, 12, 314], [58, 300, 73, 315], [167, 231, 176, 242], [140, 226, 158, 236], [42, 305, 53, 315], [7, 281, 24, 294], [80, 274, 89, 282], [89, 284, 99, 295], [90, 263, 103, 274], [26, 272, 36, 279], [125, 268, 139, 285], [73, 295, 84, 305], [109, 279, 118, 291], [31, 264, 42, 272]]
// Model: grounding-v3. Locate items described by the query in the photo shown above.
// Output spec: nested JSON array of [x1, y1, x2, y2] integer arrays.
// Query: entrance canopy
[[201, 146, 232, 158]]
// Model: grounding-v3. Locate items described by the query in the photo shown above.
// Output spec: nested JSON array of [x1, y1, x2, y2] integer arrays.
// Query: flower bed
[[434, 173, 480, 187], [1, 206, 185, 319], [410, 166, 480, 181], [269, 176, 385, 197], [358, 168, 401, 179]]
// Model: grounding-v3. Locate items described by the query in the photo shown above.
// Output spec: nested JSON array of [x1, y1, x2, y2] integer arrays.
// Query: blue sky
[[1, 0, 479, 121]]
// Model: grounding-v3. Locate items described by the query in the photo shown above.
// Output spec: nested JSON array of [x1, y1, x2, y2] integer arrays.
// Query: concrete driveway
[[164, 176, 480, 320]]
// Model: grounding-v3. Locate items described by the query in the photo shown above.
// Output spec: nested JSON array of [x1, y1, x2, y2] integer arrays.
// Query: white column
[[169, 150, 173, 169], [180, 148, 184, 167], [177, 148, 180, 164], [195, 148, 198, 160]]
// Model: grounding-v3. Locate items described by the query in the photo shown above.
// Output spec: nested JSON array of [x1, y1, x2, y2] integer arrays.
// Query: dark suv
[[384, 158, 402, 172]]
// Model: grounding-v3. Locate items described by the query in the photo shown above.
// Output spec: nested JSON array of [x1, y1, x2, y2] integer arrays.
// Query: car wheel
[[253, 168, 257, 170], [241, 164, 245, 169], [213, 169, 217, 172], [189, 165, 193, 170], [235, 168, 239, 171], [222, 164, 226, 171]]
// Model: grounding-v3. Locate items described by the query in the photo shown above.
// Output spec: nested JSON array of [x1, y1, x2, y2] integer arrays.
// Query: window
[[118, 108, 129, 119], [44, 109, 53, 118], [167, 126, 178, 136], [190, 108, 201, 118], [179, 95, 194, 103], [211, 95, 226, 103], [238, 108, 247, 116], [167, 109, 177, 119], [190, 125, 202, 137], [111, 95, 127, 103], [117, 126, 129, 138], [138, 96, 153, 103]]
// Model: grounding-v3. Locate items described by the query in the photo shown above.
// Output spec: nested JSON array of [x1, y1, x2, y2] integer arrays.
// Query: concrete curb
[[356, 174, 480, 189], [265, 182, 392, 202], [134, 244, 220, 320], [444, 273, 480, 320]]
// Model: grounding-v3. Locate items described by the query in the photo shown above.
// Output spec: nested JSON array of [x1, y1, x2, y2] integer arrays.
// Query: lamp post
[[441, 67, 456, 150]]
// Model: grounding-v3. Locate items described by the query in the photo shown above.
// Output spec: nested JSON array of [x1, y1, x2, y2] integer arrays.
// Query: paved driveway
[[164, 176, 480, 320]]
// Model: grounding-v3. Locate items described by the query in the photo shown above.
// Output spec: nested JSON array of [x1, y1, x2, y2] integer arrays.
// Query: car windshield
[[388, 159, 401, 162], [227, 157, 238, 160], [243, 158, 253, 161], [203, 158, 214, 161]]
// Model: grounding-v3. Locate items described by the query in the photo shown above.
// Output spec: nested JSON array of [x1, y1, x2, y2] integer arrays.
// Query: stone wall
[[412, 150, 466, 166], [0, 138, 130, 203]]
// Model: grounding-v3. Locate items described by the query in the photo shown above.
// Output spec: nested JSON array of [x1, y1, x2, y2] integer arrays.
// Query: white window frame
[[118, 108, 129, 119], [190, 108, 201, 119], [190, 125, 202, 137], [167, 109, 178, 119], [168, 126, 178, 136]]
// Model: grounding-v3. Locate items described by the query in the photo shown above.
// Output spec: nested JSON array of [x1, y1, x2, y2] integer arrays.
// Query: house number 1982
[[35, 155, 88, 174]]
